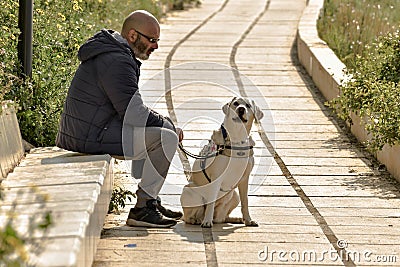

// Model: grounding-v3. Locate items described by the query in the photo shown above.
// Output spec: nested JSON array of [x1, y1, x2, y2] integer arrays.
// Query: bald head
[[121, 10, 160, 38], [121, 10, 160, 60]]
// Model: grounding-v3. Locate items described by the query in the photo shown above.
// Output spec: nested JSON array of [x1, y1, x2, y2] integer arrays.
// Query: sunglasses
[[135, 29, 159, 43]]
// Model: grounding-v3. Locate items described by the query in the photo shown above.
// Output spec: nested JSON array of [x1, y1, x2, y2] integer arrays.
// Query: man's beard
[[132, 36, 151, 60]]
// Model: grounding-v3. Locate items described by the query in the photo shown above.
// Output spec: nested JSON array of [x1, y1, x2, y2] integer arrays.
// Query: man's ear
[[127, 29, 137, 43]]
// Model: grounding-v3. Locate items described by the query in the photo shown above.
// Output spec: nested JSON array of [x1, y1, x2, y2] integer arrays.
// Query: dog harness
[[200, 124, 253, 183]]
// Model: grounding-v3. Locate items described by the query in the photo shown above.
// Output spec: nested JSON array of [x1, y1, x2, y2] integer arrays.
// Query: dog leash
[[178, 141, 254, 160], [177, 124, 226, 160], [178, 143, 223, 160], [178, 124, 253, 159], [178, 142, 222, 183]]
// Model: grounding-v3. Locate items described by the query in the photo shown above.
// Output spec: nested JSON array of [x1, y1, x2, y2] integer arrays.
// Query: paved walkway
[[93, 0, 400, 266]]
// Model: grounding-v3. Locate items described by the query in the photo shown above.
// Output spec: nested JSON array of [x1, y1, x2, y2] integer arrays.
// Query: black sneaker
[[126, 199, 177, 228], [156, 197, 183, 220]]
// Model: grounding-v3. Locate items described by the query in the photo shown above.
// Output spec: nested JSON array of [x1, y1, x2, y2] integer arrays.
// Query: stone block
[[1, 148, 113, 267]]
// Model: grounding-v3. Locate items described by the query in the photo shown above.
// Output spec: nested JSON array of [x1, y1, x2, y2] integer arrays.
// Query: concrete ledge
[[297, 0, 400, 182], [0, 106, 114, 266], [1, 147, 113, 266], [0, 102, 24, 178]]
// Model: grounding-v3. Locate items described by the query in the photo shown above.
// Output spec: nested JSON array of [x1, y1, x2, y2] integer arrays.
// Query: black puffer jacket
[[56, 29, 170, 156]]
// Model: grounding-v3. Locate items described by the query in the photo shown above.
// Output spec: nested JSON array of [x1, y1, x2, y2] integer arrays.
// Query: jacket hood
[[78, 29, 134, 62]]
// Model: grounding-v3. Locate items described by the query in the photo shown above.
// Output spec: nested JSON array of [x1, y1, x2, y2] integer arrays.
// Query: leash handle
[[178, 143, 221, 160]]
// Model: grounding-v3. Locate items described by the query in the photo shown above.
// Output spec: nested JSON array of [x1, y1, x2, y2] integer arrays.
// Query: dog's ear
[[252, 100, 264, 121], [223, 97, 237, 114], [222, 102, 229, 115]]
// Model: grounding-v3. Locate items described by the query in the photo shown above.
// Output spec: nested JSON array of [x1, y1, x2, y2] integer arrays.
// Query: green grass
[[318, 0, 400, 69]]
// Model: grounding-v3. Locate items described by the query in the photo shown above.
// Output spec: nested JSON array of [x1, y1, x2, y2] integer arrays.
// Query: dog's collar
[[217, 144, 254, 157], [219, 124, 253, 156], [221, 124, 228, 140], [217, 144, 253, 151]]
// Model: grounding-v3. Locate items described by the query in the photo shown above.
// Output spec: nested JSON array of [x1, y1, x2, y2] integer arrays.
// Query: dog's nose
[[238, 106, 245, 116]]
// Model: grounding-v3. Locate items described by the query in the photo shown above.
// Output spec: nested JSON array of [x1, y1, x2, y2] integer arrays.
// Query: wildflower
[[58, 13, 66, 21], [36, 8, 44, 15], [72, 0, 82, 11]]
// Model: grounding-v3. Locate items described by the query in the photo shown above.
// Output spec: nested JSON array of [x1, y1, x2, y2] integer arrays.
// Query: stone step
[[1, 147, 113, 267]]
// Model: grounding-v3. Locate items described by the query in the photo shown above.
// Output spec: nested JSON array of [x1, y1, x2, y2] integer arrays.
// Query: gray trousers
[[129, 126, 178, 208]]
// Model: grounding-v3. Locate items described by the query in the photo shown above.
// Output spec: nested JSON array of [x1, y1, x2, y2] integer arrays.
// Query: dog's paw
[[244, 220, 258, 227], [201, 221, 213, 228], [225, 217, 244, 224], [186, 217, 201, 225]]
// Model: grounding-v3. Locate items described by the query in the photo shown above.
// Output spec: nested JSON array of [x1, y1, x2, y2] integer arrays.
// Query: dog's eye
[[245, 103, 251, 108], [233, 101, 239, 106]]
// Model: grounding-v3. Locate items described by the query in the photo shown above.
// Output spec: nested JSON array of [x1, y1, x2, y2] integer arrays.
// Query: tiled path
[[93, 0, 400, 266]]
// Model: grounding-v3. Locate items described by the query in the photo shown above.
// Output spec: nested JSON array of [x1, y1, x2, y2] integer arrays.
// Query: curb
[[0, 102, 24, 179], [296, 0, 400, 182]]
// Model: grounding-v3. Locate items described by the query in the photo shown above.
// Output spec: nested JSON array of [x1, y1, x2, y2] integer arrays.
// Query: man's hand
[[176, 127, 184, 142]]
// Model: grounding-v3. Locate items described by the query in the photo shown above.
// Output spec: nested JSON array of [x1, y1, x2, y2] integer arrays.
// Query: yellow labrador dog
[[180, 97, 264, 227]]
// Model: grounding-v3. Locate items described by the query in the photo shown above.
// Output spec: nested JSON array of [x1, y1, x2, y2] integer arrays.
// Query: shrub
[[1, 0, 196, 146], [319, 0, 400, 151], [108, 184, 136, 214], [318, 0, 400, 69], [7, 1, 90, 146], [329, 29, 400, 151], [1, 0, 112, 145], [0, 1, 23, 106]]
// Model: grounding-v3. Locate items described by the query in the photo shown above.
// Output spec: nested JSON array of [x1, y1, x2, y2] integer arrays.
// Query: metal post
[[18, 0, 33, 78]]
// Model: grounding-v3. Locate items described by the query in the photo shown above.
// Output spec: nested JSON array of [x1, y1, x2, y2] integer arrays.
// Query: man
[[56, 10, 183, 228]]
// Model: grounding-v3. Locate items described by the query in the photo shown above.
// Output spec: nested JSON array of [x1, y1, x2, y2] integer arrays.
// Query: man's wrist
[[164, 116, 176, 132]]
